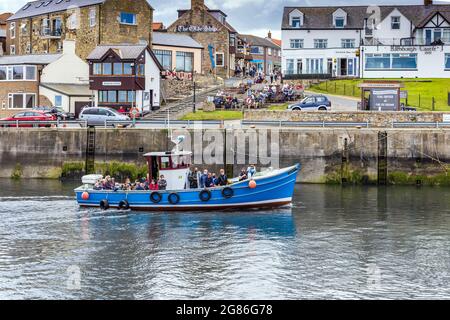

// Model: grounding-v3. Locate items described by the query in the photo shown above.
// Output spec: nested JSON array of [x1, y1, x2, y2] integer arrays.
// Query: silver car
[[79, 107, 130, 127]]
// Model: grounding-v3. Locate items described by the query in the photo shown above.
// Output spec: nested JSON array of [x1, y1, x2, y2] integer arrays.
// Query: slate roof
[[8, 0, 153, 21], [153, 32, 203, 49], [87, 44, 148, 60], [282, 4, 450, 30], [239, 34, 280, 49], [0, 53, 62, 65], [87, 44, 164, 71], [40, 83, 92, 96]]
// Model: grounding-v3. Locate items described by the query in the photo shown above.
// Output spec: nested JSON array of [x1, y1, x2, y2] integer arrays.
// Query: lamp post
[[193, 71, 197, 113]]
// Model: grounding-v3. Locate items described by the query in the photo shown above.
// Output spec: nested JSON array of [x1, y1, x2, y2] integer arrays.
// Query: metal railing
[[2, 119, 450, 129]]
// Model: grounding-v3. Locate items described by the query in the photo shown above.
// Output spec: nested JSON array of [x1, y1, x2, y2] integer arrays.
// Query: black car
[[33, 106, 76, 120]]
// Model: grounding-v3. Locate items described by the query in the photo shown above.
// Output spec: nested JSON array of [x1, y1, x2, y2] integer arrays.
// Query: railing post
[[16, 120, 19, 129]]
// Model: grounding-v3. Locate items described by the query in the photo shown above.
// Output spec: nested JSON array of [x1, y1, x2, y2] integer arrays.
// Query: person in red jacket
[[149, 179, 159, 191]]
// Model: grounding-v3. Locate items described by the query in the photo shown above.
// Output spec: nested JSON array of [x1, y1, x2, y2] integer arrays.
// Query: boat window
[[160, 157, 170, 169]]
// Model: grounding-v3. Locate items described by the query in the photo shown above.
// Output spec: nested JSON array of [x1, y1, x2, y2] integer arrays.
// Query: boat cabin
[[144, 151, 192, 190]]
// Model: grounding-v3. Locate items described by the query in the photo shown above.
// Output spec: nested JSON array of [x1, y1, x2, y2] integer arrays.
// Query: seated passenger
[[149, 179, 159, 191], [135, 182, 146, 191], [247, 165, 257, 179], [239, 169, 248, 181]]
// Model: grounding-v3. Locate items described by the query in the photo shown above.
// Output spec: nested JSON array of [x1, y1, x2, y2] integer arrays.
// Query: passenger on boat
[[239, 169, 248, 181], [205, 173, 214, 188], [247, 165, 257, 179], [217, 169, 228, 186], [158, 175, 167, 190], [199, 169, 208, 188], [149, 179, 159, 191], [211, 173, 218, 186], [135, 182, 146, 191], [188, 167, 200, 189]]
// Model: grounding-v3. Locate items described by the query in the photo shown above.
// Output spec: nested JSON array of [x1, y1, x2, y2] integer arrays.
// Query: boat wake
[[0, 196, 75, 202]]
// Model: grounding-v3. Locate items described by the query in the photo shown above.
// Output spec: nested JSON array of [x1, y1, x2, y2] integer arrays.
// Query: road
[[304, 90, 358, 111]]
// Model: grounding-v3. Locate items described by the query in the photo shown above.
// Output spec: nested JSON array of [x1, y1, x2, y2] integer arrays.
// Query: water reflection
[[0, 180, 449, 299]]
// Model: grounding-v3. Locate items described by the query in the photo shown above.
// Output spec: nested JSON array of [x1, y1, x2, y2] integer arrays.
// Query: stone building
[[166, 0, 239, 78], [5, 0, 153, 60], [0, 13, 12, 54]]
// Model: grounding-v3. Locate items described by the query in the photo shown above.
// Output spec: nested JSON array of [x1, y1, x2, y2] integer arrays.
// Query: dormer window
[[391, 16, 400, 30], [289, 9, 303, 28], [292, 17, 301, 27], [333, 8, 347, 28], [335, 17, 345, 28]]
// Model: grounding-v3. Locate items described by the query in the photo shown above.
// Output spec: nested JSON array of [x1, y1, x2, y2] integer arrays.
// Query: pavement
[[304, 90, 359, 112]]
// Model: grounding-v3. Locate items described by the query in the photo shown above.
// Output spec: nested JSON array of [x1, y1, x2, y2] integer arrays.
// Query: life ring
[[168, 193, 180, 205], [199, 189, 212, 202], [150, 192, 162, 204], [222, 187, 234, 199], [129, 107, 140, 119], [100, 199, 109, 210], [118, 200, 130, 210], [245, 97, 253, 105]]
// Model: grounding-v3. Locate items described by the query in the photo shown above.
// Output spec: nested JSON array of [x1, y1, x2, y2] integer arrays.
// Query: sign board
[[400, 91, 408, 99], [443, 114, 450, 122], [370, 89, 399, 111], [177, 25, 218, 32], [102, 81, 122, 86]]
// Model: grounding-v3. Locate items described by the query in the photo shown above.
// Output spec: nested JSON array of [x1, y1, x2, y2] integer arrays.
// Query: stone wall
[[1, 128, 450, 186], [244, 110, 450, 127], [166, 5, 231, 78], [6, 0, 152, 60]]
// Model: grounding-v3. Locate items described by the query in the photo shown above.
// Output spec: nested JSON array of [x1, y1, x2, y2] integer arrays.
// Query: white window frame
[[68, 13, 77, 30], [334, 17, 345, 28], [290, 39, 304, 49], [314, 39, 328, 49], [10, 22, 15, 39], [0, 65, 37, 82], [89, 8, 96, 27], [341, 39, 355, 48], [8, 93, 37, 109], [10, 45, 15, 55], [268, 48, 272, 55], [391, 16, 401, 30], [215, 52, 225, 67]]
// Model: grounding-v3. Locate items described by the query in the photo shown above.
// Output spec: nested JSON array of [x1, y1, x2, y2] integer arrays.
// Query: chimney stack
[[191, 0, 205, 9], [268, 31, 272, 39], [424, 0, 432, 6]]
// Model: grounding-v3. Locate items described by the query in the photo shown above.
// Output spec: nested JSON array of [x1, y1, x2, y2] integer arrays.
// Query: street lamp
[[192, 71, 197, 113]]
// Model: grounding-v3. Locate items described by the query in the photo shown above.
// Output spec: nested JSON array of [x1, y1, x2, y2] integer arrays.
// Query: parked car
[[79, 107, 131, 127], [33, 106, 76, 120], [0, 111, 56, 127], [287, 95, 331, 111]]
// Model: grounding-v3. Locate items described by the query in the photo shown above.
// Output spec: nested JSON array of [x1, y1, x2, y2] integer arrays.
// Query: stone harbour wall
[[0, 128, 450, 186], [244, 111, 450, 127]]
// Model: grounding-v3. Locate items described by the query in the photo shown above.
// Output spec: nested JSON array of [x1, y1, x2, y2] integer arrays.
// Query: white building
[[281, 1, 450, 79], [40, 40, 92, 114]]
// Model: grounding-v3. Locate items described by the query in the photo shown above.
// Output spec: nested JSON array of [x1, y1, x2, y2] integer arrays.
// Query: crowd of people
[[91, 165, 258, 192], [93, 175, 168, 191]]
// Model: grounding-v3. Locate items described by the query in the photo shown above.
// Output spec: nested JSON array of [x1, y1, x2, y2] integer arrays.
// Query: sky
[[1, 0, 450, 39]]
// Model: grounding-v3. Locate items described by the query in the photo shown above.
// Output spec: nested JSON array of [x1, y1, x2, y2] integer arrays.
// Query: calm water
[[0, 179, 449, 300]]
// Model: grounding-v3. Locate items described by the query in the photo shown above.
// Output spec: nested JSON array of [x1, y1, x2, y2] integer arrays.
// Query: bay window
[[391, 54, 417, 69], [0, 65, 37, 81], [365, 54, 391, 69], [365, 53, 417, 70]]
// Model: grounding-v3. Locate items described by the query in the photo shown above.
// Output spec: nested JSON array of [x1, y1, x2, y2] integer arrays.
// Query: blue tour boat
[[75, 143, 301, 211]]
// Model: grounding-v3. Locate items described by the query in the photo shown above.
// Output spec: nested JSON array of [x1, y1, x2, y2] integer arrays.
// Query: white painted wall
[[38, 86, 92, 113], [135, 50, 161, 112], [282, 29, 362, 50], [370, 9, 412, 45], [41, 41, 89, 84], [361, 45, 450, 78]]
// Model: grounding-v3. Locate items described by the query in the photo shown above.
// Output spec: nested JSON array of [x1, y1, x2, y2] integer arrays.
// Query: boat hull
[[75, 164, 300, 212]]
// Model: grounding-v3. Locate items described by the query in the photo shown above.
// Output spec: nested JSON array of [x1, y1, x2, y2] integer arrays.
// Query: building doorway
[[297, 59, 303, 74], [340, 58, 348, 76]]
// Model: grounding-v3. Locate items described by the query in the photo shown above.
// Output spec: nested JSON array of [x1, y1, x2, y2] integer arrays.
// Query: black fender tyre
[[100, 199, 109, 210], [168, 193, 180, 205], [222, 187, 234, 199], [150, 192, 162, 204], [199, 189, 212, 202], [118, 200, 130, 210]]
